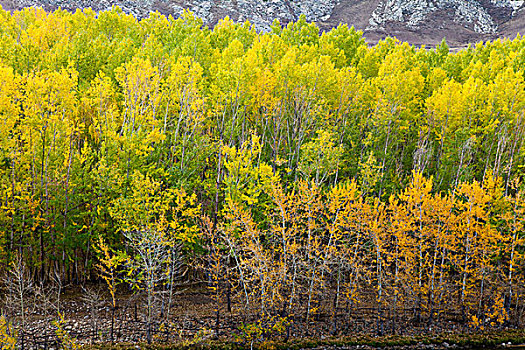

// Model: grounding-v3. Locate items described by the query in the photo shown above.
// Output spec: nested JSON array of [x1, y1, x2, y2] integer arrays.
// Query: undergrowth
[[80, 329, 525, 349]]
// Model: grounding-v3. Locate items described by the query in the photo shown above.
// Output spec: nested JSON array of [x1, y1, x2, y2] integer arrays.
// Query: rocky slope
[[0, 0, 524, 45]]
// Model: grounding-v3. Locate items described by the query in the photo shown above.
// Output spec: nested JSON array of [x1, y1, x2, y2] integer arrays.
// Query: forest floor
[[2, 283, 525, 349]]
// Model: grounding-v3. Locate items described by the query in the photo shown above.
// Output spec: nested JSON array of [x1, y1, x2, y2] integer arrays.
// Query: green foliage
[[237, 316, 290, 346], [222, 134, 279, 207]]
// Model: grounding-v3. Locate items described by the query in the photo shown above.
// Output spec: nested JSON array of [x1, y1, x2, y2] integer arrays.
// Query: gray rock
[[0, 0, 523, 44], [367, 0, 524, 34]]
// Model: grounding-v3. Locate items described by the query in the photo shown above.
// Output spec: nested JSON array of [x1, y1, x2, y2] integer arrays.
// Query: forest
[[0, 4, 525, 347]]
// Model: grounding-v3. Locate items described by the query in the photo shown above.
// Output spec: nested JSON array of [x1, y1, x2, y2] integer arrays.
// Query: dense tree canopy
[[0, 5, 524, 335]]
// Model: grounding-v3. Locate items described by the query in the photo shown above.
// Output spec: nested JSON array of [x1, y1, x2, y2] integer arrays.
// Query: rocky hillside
[[0, 0, 524, 45]]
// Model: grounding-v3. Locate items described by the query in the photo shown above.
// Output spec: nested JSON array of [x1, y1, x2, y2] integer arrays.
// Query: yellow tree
[[268, 182, 300, 316], [93, 236, 127, 342], [426, 192, 457, 326], [395, 171, 434, 323], [325, 180, 363, 333], [294, 180, 326, 331], [163, 55, 207, 180], [298, 129, 343, 187], [0, 63, 21, 264], [110, 170, 199, 343], [454, 177, 498, 324], [219, 133, 281, 319], [370, 43, 425, 196], [501, 179, 525, 323], [20, 66, 78, 281]]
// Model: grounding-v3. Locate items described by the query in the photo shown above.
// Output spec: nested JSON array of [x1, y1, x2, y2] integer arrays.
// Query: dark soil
[[2, 283, 525, 349]]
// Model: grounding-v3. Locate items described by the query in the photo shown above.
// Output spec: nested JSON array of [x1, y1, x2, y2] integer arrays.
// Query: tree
[[93, 236, 126, 342], [109, 171, 198, 343]]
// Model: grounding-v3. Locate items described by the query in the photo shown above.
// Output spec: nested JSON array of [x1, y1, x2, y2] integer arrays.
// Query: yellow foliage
[[53, 313, 80, 350], [0, 317, 16, 350]]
